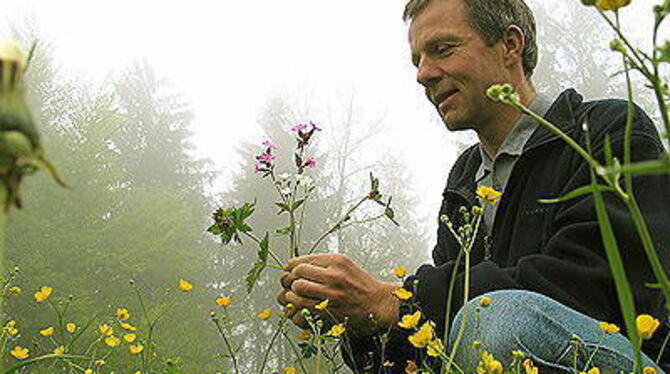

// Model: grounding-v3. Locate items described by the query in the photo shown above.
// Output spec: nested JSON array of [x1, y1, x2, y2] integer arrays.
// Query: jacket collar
[[445, 88, 584, 197]]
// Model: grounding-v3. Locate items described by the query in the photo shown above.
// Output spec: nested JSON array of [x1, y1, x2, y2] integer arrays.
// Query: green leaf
[[275, 227, 292, 236], [206, 224, 222, 235], [245, 233, 270, 293], [275, 202, 291, 213], [538, 185, 613, 204], [291, 199, 305, 211], [591, 173, 643, 371]]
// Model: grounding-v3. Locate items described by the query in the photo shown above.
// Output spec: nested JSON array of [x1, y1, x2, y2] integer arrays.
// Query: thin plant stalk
[[212, 317, 239, 374], [259, 316, 288, 374], [443, 213, 482, 374], [308, 196, 367, 255]]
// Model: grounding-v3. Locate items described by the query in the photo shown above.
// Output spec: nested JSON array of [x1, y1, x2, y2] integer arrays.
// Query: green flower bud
[[610, 39, 626, 53]]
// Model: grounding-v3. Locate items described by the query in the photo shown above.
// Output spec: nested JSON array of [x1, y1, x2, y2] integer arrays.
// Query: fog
[[0, 0, 667, 372]]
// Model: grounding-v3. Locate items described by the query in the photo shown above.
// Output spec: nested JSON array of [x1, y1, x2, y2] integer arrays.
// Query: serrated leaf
[[259, 232, 269, 261], [245, 233, 270, 293], [207, 224, 222, 235], [538, 184, 613, 204]]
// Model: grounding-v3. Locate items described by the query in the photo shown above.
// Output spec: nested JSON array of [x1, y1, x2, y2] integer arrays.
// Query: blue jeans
[[447, 290, 664, 374]]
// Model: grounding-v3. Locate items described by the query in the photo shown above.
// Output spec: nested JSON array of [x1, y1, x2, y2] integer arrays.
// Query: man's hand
[[276, 253, 402, 335]]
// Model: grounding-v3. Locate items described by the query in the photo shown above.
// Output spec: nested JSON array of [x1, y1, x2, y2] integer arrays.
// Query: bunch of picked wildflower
[[255, 140, 278, 175]]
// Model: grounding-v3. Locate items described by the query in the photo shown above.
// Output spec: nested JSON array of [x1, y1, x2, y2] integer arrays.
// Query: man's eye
[[435, 45, 454, 56]]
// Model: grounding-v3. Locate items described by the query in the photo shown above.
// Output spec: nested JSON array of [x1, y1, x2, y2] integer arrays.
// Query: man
[[277, 0, 670, 373]]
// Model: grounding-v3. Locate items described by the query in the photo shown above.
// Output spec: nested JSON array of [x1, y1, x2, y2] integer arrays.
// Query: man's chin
[[441, 116, 470, 132]]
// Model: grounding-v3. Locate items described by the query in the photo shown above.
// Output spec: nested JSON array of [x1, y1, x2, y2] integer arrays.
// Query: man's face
[[409, 0, 509, 132]]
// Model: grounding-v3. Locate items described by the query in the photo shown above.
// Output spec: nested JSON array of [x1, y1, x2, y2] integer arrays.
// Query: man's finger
[[284, 263, 332, 288], [291, 278, 330, 300], [280, 271, 292, 289], [285, 253, 340, 271]]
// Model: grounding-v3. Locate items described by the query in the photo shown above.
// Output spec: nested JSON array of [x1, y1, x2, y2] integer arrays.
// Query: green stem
[[259, 317, 287, 374], [212, 317, 239, 374], [241, 232, 284, 267], [511, 101, 601, 171], [308, 196, 368, 255]]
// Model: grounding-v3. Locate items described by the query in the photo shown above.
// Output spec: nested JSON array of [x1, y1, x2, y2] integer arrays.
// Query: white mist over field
[[2, 0, 663, 253]]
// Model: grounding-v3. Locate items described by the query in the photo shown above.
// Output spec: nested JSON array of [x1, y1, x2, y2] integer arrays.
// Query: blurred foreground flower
[[0, 41, 66, 210]]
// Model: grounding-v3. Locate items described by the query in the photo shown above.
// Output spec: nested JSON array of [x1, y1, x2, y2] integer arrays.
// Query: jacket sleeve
[[408, 102, 670, 358]]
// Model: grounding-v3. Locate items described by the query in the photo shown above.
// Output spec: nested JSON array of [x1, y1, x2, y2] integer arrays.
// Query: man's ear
[[502, 25, 525, 70]]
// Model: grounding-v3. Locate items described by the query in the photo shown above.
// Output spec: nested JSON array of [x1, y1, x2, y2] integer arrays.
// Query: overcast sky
[[2, 0, 662, 250]]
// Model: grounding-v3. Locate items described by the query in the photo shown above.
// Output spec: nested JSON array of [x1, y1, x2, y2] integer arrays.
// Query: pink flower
[[262, 140, 277, 150], [304, 158, 317, 168], [256, 152, 276, 164], [291, 124, 308, 133], [310, 122, 322, 132], [254, 164, 262, 173]]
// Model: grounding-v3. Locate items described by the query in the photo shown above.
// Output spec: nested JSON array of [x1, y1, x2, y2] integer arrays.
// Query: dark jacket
[[346, 89, 670, 373]]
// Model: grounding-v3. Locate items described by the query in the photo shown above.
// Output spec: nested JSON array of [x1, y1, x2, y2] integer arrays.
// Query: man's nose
[[416, 57, 442, 88]]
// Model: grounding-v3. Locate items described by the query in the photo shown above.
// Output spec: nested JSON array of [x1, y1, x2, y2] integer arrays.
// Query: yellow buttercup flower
[[478, 352, 503, 374], [512, 350, 525, 360], [297, 329, 311, 341], [472, 340, 483, 349], [327, 323, 346, 337], [85, 369, 93, 374], [644, 367, 658, 374], [405, 360, 419, 374], [121, 322, 137, 331], [8, 286, 22, 296], [393, 288, 413, 300], [95, 359, 106, 366], [105, 335, 121, 347], [636, 314, 661, 339], [177, 279, 194, 292], [124, 333, 137, 343], [315, 299, 329, 310], [34, 286, 53, 303], [392, 266, 407, 278], [39, 326, 54, 336], [476, 185, 502, 205], [408, 322, 434, 348], [479, 296, 492, 307], [598, 321, 620, 334], [522, 359, 538, 374], [115, 308, 130, 320], [66, 322, 77, 333], [53, 345, 65, 355], [596, 0, 631, 11], [4, 320, 18, 335], [582, 367, 600, 374], [99, 324, 114, 336], [10, 345, 29, 360], [216, 296, 231, 307], [398, 310, 422, 329], [257, 308, 272, 320], [427, 338, 445, 357], [129, 344, 144, 354], [283, 367, 296, 374]]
